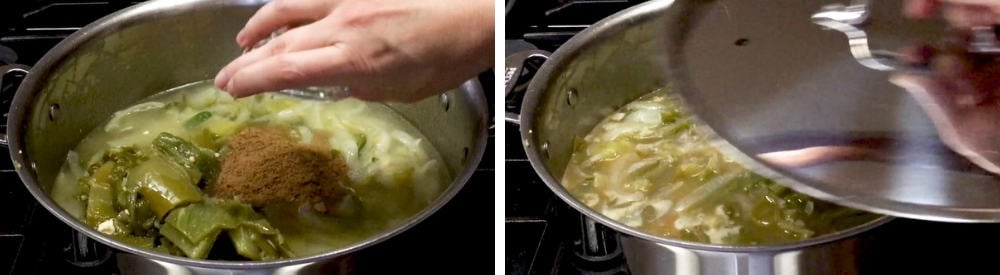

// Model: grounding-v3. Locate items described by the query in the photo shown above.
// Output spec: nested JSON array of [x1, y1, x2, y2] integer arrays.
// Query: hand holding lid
[[814, 0, 1000, 175], [664, 0, 1000, 221]]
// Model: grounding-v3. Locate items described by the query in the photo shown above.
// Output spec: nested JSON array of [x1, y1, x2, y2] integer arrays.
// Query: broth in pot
[[51, 81, 451, 260], [562, 90, 878, 245]]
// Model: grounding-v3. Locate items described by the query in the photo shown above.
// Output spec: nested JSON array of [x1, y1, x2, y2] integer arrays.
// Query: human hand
[[889, 45, 1000, 174], [904, 0, 1000, 28], [889, 1, 1000, 174], [214, 0, 494, 102]]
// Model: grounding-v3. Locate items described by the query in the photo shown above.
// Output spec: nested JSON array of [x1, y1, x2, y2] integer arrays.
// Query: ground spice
[[211, 126, 348, 209]]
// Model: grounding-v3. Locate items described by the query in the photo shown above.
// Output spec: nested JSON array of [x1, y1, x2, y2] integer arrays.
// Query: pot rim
[[7, 0, 491, 269], [518, 0, 893, 253]]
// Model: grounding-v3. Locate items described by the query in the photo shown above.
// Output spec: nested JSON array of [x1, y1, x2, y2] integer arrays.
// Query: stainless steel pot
[[0, 0, 489, 272], [506, 0, 890, 274]]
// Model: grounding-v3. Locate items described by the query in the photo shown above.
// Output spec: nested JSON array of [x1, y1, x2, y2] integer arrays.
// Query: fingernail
[[214, 71, 228, 89], [236, 32, 247, 47], [902, 2, 920, 18], [225, 78, 235, 93]]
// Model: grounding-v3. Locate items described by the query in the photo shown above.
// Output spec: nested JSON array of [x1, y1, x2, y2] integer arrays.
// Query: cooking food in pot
[[49, 80, 451, 260], [562, 90, 879, 245]]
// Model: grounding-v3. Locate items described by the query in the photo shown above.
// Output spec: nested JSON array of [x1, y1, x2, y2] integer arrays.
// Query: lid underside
[[668, 0, 1000, 222]]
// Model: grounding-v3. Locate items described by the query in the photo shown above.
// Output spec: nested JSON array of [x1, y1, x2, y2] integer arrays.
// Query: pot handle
[[0, 64, 30, 147], [504, 50, 550, 124]]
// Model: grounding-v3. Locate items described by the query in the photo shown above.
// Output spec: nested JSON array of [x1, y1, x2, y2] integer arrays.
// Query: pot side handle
[[504, 50, 550, 125], [0, 64, 30, 147]]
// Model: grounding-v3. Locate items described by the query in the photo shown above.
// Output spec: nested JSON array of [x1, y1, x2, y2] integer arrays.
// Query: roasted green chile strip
[[161, 201, 292, 260], [127, 156, 203, 217], [152, 132, 220, 182]]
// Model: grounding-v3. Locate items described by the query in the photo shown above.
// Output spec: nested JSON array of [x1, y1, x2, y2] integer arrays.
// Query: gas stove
[[504, 1, 645, 274], [1, 1, 493, 274], [505, 0, 1000, 274]]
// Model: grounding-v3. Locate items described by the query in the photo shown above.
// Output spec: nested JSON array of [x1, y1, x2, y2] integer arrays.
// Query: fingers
[[890, 53, 993, 117], [236, 0, 336, 48], [891, 39, 1000, 134], [893, 71, 1000, 175], [933, 53, 994, 106], [942, 4, 1000, 28], [216, 23, 336, 89], [224, 46, 355, 98], [904, 0, 939, 18], [898, 44, 937, 65], [222, 44, 429, 102], [941, 0, 1000, 6], [967, 56, 1000, 98], [900, 41, 996, 105], [892, 46, 969, 113], [906, 0, 1000, 26]]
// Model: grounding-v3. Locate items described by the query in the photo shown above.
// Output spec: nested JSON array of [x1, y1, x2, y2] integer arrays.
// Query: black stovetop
[[1, 2, 492, 274], [504, 1, 645, 274]]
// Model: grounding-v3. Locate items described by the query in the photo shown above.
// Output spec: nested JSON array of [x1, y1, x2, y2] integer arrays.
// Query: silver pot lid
[[666, 0, 1000, 222]]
